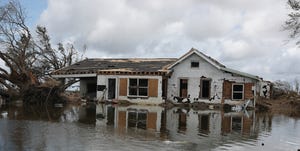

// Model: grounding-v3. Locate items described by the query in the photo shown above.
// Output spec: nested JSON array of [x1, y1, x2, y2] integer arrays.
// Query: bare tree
[[0, 1, 36, 95], [284, 0, 300, 45], [0, 1, 82, 103]]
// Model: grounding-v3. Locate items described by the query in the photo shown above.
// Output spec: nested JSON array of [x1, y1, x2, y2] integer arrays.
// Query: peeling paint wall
[[259, 81, 271, 99], [167, 53, 258, 104]]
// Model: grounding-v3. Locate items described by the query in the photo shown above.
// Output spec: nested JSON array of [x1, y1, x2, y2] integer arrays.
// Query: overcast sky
[[21, 0, 300, 82]]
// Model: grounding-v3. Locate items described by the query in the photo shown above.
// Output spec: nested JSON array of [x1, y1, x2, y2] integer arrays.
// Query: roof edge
[[220, 67, 261, 81]]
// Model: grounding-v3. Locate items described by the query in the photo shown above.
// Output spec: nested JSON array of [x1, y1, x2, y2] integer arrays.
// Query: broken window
[[232, 84, 244, 100], [129, 78, 148, 97], [191, 61, 199, 68]]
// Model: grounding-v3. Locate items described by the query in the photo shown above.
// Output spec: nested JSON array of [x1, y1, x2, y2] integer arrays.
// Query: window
[[191, 61, 199, 68], [129, 79, 148, 97], [232, 84, 244, 100]]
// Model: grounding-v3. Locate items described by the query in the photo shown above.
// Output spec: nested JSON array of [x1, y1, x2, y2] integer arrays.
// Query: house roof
[[167, 48, 226, 70], [52, 58, 177, 76], [52, 48, 261, 81], [220, 67, 261, 81]]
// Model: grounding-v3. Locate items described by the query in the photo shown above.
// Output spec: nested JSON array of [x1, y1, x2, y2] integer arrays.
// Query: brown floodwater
[[0, 103, 299, 151]]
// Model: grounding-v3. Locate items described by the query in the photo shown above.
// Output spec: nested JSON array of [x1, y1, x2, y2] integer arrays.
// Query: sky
[[11, 0, 300, 82]]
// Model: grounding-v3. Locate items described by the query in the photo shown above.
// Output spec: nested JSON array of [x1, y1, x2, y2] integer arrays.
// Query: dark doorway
[[180, 79, 188, 98], [108, 79, 116, 99], [87, 83, 97, 98], [162, 78, 168, 99], [201, 79, 211, 98]]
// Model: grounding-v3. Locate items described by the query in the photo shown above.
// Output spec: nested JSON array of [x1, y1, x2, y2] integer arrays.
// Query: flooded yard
[[0, 103, 300, 151]]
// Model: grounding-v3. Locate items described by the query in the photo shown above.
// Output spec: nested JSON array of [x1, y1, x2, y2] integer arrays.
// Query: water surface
[[0, 103, 299, 151]]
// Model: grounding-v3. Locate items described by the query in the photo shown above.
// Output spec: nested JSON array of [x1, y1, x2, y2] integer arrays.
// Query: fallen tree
[[0, 1, 82, 104]]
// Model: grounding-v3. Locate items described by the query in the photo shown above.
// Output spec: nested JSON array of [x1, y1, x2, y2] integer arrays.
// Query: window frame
[[128, 78, 149, 97], [232, 84, 244, 100]]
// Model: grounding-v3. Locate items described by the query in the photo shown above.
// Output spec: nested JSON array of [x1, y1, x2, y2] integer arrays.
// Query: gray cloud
[[38, 0, 298, 81]]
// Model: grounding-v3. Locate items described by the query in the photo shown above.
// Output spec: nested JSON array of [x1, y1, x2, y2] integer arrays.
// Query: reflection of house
[[166, 107, 256, 148], [52, 48, 267, 106], [97, 105, 163, 131], [166, 108, 222, 138], [221, 111, 255, 135]]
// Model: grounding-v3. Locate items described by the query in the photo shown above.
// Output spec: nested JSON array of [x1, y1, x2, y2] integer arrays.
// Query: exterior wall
[[167, 53, 258, 105], [97, 75, 164, 104]]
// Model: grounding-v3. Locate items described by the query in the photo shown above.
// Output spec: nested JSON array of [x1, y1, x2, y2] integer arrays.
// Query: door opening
[[200, 79, 211, 98], [108, 79, 116, 99], [180, 79, 188, 98]]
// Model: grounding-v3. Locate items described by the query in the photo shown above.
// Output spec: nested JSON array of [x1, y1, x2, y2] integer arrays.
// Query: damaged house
[[52, 48, 266, 107]]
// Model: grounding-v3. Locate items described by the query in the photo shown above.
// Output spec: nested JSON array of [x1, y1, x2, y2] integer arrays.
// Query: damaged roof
[[52, 48, 261, 80], [52, 58, 177, 75]]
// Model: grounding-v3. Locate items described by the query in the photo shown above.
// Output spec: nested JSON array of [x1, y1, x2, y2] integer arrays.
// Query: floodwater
[[0, 103, 300, 151]]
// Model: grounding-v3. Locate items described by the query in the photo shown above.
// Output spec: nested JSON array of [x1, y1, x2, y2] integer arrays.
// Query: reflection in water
[[127, 108, 147, 129], [0, 104, 65, 121], [98, 105, 161, 132], [78, 103, 96, 124], [0, 103, 300, 151], [199, 114, 209, 134], [106, 106, 115, 125], [177, 109, 187, 133]]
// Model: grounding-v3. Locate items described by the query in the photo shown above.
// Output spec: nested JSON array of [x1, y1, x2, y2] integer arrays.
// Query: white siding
[[167, 53, 257, 104]]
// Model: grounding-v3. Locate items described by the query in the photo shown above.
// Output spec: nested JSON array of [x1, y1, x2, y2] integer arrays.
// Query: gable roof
[[167, 48, 226, 70], [167, 48, 261, 81]]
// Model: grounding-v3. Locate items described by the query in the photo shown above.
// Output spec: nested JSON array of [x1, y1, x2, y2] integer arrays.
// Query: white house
[[52, 48, 265, 106]]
